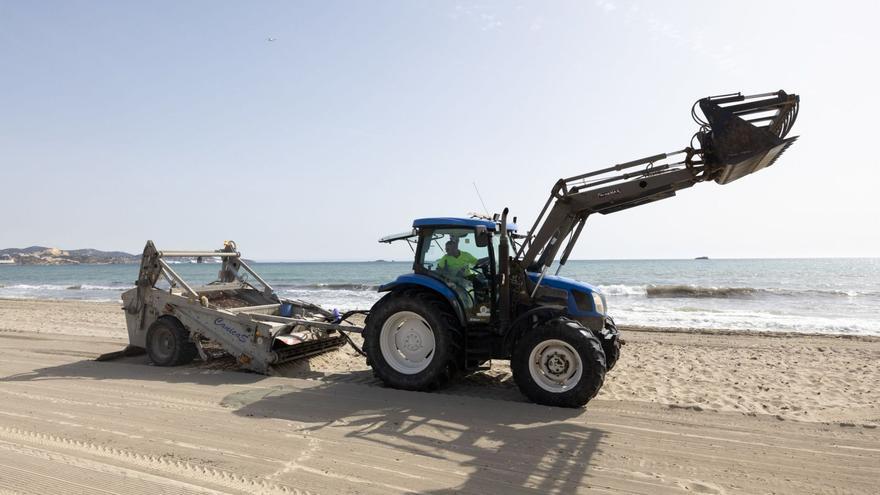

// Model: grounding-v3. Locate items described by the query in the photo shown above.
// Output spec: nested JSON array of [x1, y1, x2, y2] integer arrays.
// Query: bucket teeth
[[713, 136, 797, 185]]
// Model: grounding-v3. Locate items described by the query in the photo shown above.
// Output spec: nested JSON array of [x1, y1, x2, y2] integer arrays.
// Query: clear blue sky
[[2, 1, 878, 260]]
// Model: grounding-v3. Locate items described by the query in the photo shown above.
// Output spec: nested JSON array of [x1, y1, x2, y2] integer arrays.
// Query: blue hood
[[527, 272, 605, 319], [527, 273, 600, 295]]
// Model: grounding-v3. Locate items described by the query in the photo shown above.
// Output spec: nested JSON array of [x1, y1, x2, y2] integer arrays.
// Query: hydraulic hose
[[332, 309, 370, 357]]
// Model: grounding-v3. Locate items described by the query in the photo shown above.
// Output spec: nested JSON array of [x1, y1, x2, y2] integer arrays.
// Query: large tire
[[598, 318, 621, 371], [512, 317, 606, 408], [146, 317, 198, 367], [364, 290, 461, 391]]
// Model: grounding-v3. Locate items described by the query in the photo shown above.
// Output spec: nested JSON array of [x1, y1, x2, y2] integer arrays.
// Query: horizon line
[[250, 256, 880, 263]]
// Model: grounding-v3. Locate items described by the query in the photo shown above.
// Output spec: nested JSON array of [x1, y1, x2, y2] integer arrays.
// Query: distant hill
[[0, 246, 140, 265], [0, 246, 50, 256]]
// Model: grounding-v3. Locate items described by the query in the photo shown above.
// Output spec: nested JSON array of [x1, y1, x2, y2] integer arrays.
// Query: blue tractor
[[363, 90, 800, 407]]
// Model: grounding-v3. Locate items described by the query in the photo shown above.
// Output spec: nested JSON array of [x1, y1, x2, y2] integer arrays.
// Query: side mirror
[[475, 226, 490, 247]]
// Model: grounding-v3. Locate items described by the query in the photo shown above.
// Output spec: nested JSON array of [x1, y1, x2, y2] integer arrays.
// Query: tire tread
[[511, 317, 607, 408], [146, 317, 198, 367], [364, 288, 463, 391]]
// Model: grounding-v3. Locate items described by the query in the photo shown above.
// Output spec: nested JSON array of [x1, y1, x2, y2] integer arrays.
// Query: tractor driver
[[435, 236, 485, 315], [436, 238, 477, 279]]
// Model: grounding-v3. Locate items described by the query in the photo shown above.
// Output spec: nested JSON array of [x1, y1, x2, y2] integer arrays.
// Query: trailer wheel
[[512, 317, 606, 408], [364, 290, 461, 391], [146, 317, 198, 367]]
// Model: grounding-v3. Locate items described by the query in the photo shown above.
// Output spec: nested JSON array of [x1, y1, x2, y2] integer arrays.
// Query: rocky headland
[[0, 246, 140, 265]]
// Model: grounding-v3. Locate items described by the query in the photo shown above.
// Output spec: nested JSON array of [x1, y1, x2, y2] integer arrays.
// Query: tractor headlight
[[592, 292, 605, 314]]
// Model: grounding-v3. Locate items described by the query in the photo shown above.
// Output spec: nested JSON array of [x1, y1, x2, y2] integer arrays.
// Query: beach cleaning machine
[[104, 240, 362, 374], [103, 89, 800, 407]]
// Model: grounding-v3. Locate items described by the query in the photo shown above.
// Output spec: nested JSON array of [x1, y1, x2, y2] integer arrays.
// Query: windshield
[[419, 228, 486, 273]]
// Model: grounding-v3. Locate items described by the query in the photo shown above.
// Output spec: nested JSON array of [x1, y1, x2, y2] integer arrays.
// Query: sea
[[1, 259, 878, 336]]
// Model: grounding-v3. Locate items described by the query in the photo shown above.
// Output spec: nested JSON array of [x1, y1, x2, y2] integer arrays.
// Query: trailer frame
[[114, 240, 362, 374]]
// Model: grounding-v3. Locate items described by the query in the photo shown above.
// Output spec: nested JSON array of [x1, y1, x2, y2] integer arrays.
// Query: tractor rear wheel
[[364, 290, 461, 391], [146, 317, 198, 367], [512, 317, 606, 408]]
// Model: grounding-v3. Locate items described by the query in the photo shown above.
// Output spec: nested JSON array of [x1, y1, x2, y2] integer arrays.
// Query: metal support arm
[[516, 89, 799, 274], [520, 164, 702, 270]]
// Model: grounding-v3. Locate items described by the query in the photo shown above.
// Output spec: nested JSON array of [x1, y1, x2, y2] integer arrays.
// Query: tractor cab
[[379, 217, 607, 330], [379, 217, 516, 324]]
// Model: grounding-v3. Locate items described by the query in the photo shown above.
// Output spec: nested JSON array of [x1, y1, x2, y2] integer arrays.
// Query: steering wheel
[[470, 257, 491, 284]]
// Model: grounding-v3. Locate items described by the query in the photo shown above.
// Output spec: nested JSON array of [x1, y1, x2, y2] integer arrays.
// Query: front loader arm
[[519, 159, 703, 271], [511, 89, 800, 290]]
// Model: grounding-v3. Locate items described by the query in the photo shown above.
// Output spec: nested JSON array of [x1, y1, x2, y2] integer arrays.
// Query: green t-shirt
[[436, 251, 478, 275]]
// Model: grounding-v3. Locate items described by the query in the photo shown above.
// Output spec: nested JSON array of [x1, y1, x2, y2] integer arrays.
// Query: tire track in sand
[[0, 426, 311, 495]]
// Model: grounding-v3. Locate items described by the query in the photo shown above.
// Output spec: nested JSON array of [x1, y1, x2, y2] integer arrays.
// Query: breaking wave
[[644, 285, 876, 299], [598, 284, 647, 296], [277, 283, 379, 291], [647, 285, 758, 298], [0, 284, 129, 292], [66, 284, 129, 291], [2, 284, 71, 291]]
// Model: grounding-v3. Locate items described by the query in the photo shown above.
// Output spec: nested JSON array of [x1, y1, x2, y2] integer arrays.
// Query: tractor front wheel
[[364, 290, 461, 391], [512, 317, 607, 408]]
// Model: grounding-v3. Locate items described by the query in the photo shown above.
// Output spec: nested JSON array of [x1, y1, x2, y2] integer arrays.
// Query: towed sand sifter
[[103, 240, 363, 374]]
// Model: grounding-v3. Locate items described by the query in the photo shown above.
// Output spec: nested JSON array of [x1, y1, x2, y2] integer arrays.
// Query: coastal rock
[[0, 246, 139, 265]]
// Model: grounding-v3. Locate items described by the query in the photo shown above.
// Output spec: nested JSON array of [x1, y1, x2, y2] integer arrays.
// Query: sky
[[1, 1, 878, 261]]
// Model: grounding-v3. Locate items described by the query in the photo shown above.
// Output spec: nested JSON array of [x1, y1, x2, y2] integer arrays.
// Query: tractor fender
[[376, 274, 467, 326]]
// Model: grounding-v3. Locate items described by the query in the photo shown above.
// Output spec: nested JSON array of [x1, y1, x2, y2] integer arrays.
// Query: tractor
[[363, 90, 800, 407]]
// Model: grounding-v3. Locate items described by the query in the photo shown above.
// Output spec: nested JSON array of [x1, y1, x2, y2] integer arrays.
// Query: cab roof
[[413, 217, 517, 231]]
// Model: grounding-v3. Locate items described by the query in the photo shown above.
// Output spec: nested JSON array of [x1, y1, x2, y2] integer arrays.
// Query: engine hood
[[526, 272, 600, 295]]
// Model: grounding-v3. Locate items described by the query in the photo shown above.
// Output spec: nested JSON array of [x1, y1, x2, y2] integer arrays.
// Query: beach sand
[[0, 298, 878, 493]]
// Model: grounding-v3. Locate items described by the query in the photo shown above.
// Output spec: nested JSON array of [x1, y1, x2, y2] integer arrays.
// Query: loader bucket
[[696, 91, 799, 185]]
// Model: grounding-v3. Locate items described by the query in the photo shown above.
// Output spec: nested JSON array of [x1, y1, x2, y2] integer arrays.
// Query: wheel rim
[[379, 311, 436, 374], [527, 339, 583, 393], [151, 326, 176, 361]]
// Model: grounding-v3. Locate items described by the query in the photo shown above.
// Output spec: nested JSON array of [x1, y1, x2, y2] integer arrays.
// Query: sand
[[0, 298, 878, 494]]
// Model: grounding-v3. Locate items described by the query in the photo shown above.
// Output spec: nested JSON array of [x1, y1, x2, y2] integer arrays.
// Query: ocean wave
[[647, 285, 758, 298], [0, 294, 121, 303], [276, 283, 379, 291], [0, 283, 129, 292], [673, 306, 725, 313], [597, 284, 647, 296], [644, 284, 878, 299], [610, 306, 880, 335], [1, 284, 71, 291], [276, 287, 382, 311], [74, 284, 129, 291]]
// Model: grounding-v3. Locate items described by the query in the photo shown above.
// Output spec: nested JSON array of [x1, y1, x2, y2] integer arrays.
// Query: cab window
[[419, 227, 493, 321], [419, 228, 487, 274]]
